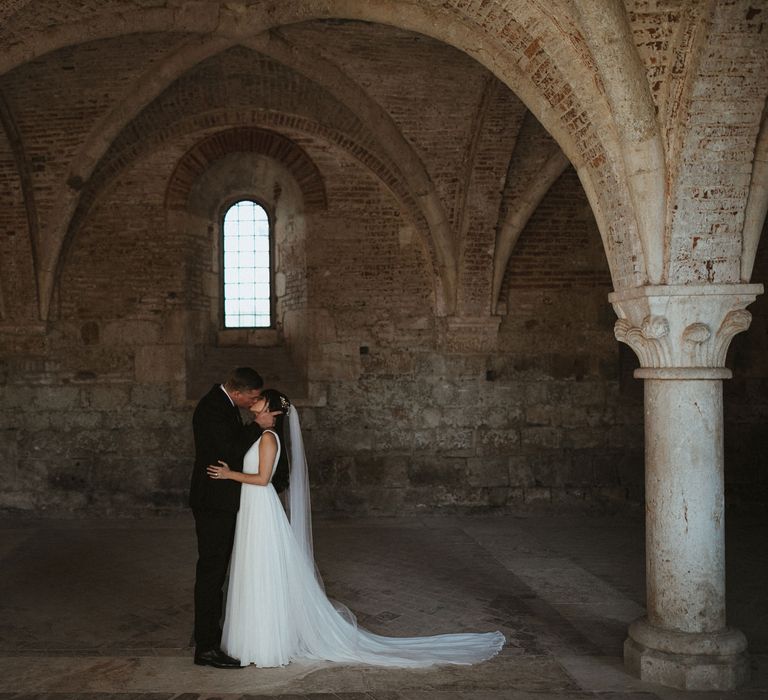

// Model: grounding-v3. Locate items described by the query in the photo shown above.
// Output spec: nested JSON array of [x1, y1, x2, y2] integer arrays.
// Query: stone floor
[[0, 512, 766, 699]]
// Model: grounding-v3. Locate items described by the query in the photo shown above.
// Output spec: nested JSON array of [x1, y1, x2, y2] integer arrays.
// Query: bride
[[206, 389, 505, 668]]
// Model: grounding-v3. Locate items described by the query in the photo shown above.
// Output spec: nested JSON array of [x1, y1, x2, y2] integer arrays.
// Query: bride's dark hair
[[260, 389, 291, 492]]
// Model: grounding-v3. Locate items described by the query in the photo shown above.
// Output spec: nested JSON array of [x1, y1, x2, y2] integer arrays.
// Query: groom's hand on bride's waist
[[207, 460, 231, 480]]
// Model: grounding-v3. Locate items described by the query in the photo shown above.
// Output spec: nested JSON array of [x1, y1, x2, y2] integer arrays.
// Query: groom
[[189, 367, 278, 669]]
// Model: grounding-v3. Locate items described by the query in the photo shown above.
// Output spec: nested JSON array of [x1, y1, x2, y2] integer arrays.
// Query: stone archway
[[0, 0, 659, 323]]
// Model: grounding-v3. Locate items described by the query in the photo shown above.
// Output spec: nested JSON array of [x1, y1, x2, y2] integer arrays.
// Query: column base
[[624, 618, 749, 690]]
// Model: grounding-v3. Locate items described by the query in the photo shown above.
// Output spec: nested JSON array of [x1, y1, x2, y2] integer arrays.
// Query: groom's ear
[[229, 389, 248, 407]]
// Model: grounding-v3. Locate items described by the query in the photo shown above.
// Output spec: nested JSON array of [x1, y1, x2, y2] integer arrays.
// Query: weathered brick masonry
[[0, 5, 765, 517]]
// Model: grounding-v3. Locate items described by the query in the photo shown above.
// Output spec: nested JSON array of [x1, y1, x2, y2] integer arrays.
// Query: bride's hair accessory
[[259, 388, 291, 416]]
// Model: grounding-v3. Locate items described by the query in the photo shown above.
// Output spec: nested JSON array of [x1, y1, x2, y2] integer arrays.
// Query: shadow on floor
[[0, 512, 765, 698]]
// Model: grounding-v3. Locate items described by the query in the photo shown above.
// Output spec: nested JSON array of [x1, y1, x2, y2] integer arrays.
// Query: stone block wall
[[299, 166, 644, 514], [0, 21, 765, 516], [0, 141, 645, 515]]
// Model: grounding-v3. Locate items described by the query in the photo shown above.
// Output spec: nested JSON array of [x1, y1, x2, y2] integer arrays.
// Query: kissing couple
[[190, 366, 505, 668]]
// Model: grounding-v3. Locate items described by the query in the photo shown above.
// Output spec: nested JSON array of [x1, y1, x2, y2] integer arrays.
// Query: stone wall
[[0, 18, 766, 516], [0, 140, 636, 516], [1, 158, 641, 515], [1, 161, 765, 516]]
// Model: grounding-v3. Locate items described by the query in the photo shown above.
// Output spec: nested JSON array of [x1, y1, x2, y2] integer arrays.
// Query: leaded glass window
[[222, 200, 272, 328]]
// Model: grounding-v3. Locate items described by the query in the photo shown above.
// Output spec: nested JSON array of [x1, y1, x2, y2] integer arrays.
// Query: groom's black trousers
[[193, 509, 237, 651]]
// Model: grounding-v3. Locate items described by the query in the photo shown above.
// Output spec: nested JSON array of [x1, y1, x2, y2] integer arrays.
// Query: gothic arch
[[165, 127, 327, 212], [36, 33, 455, 320], [0, 0, 659, 292], [57, 108, 441, 319]]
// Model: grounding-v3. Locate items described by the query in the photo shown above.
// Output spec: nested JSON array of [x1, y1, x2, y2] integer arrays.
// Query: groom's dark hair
[[224, 367, 263, 391]]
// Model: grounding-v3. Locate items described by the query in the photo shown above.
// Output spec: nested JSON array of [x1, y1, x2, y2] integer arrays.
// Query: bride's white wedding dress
[[221, 425, 505, 668]]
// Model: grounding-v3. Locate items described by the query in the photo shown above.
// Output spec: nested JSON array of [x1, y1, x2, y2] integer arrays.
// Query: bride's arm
[[206, 432, 277, 486]]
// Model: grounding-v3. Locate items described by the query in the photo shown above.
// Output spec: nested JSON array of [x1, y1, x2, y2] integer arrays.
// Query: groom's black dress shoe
[[194, 647, 242, 669]]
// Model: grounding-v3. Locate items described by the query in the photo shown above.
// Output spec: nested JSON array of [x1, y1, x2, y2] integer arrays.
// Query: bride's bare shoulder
[[260, 430, 278, 444]]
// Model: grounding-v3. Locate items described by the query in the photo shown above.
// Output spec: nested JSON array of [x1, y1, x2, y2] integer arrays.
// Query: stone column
[[609, 284, 763, 691]]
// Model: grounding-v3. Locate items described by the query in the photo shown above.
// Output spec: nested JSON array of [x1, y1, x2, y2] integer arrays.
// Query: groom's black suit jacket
[[189, 384, 263, 512]]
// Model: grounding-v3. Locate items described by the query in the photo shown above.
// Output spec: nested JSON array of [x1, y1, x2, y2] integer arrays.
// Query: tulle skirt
[[221, 483, 505, 667]]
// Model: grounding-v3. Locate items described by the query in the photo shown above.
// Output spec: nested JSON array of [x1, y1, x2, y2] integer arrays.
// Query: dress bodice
[[242, 429, 280, 482]]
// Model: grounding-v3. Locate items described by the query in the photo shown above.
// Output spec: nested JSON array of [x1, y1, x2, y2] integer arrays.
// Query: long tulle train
[[222, 483, 504, 667]]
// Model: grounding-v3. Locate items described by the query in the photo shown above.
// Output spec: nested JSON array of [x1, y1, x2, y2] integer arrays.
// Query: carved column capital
[[609, 284, 763, 378]]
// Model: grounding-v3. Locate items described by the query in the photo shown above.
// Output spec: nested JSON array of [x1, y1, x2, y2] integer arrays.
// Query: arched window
[[222, 200, 272, 328]]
